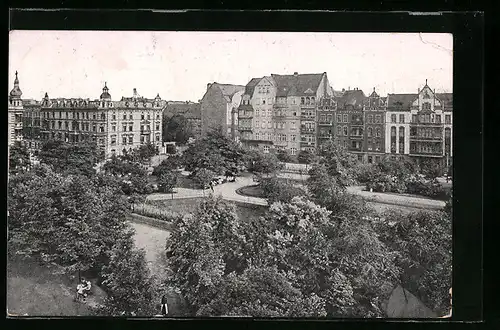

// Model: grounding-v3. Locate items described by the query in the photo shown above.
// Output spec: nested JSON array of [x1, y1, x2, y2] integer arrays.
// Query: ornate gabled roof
[[386, 93, 418, 111], [336, 89, 367, 109], [100, 82, 111, 100], [271, 73, 324, 97]]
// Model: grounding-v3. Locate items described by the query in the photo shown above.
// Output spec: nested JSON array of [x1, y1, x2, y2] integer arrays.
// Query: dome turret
[[100, 82, 111, 100], [9, 71, 23, 98]]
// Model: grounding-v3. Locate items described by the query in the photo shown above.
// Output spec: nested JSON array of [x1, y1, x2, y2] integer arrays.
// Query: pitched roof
[[211, 83, 245, 102], [386, 93, 418, 110], [271, 73, 324, 97], [336, 89, 367, 109], [244, 78, 262, 96], [436, 93, 453, 110]]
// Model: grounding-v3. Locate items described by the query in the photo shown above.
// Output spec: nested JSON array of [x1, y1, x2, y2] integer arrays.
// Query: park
[[7, 131, 452, 318]]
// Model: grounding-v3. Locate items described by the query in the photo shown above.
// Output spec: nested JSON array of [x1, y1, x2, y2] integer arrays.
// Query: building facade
[[38, 84, 165, 158], [238, 72, 333, 157], [200, 82, 244, 139], [363, 89, 387, 164], [334, 88, 366, 156], [8, 72, 24, 146], [385, 80, 453, 169], [21, 99, 43, 151]]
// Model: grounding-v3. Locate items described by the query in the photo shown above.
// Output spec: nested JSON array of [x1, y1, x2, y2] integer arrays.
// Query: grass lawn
[[236, 184, 264, 198], [7, 256, 107, 316]]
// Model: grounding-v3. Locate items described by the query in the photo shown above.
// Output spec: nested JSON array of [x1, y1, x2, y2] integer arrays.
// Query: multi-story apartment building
[[334, 88, 366, 154], [8, 71, 24, 146], [316, 92, 337, 146], [22, 99, 43, 150], [364, 88, 387, 163], [39, 84, 165, 158], [238, 72, 333, 157], [385, 80, 453, 169], [200, 82, 245, 139]]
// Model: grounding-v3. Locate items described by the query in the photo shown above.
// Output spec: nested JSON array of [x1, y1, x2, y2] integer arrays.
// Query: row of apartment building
[[8, 73, 165, 158], [200, 72, 452, 168]]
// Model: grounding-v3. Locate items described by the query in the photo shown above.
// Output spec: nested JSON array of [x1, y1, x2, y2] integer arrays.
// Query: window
[[111, 136, 116, 145], [376, 142, 381, 151], [337, 127, 341, 136], [130, 114, 133, 120], [156, 124, 160, 131], [267, 109, 272, 117], [93, 125, 97, 132], [262, 99, 266, 105], [263, 145, 270, 153], [141, 114, 145, 120], [291, 148, 297, 155], [112, 125, 116, 132], [412, 114, 418, 123], [291, 134, 296, 141], [391, 114, 397, 123], [129, 125, 133, 131], [343, 114, 348, 123], [368, 115, 373, 123], [122, 125, 127, 131], [368, 156, 373, 164], [100, 126, 105, 133], [423, 102, 431, 111], [368, 127, 373, 137], [65, 122, 68, 130], [267, 121, 272, 128], [301, 97, 305, 105], [147, 114, 151, 120], [156, 134, 160, 141], [343, 126, 348, 136], [123, 114, 127, 120], [445, 115, 451, 124], [255, 120, 259, 128], [128, 136, 133, 144], [327, 114, 332, 122], [112, 114, 116, 120], [156, 114, 160, 119], [291, 121, 297, 129], [122, 136, 127, 145], [436, 114, 442, 123], [399, 114, 405, 123], [256, 133, 260, 140]]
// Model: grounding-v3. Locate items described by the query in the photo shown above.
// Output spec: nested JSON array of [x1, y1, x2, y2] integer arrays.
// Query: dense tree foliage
[[38, 140, 102, 176], [157, 172, 178, 193], [121, 142, 158, 165], [163, 114, 193, 144], [8, 164, 158, 315], [297, 149, 316, 164], [246, 151, 284, 175], [191, 168, 216, 189], [152, 155, 183, 177], [259, 176, 308, 205], [99, 238, 157, 316], [276, 149, 294, 163], [9, 142, 31, 174], [375, 209, 452, 315], [182, 130, 246, 176]]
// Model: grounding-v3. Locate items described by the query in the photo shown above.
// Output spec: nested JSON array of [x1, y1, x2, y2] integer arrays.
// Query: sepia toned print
[[8, 31, 452, 318]]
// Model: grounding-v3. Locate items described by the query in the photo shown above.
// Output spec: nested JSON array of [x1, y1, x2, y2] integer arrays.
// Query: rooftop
[[271, 73, 325, 97]]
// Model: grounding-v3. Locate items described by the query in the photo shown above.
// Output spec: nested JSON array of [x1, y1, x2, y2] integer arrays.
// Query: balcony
[[318, 134, 333, 139], [318, 121, 333, 126], [239, 126, 253, 132], [300, 104, 316, 109], [300, 127, 316, 134], [273, 103, 288, 109], [239, 112, 253, 119], [300, 141, 316, 147], [349, 134, 364, 140], [409, 152, 444, 158], [140, 129, 151, 134], [411, 121, 443, 126], [300, 113, 315, 120], [409, 135, 443, 142]]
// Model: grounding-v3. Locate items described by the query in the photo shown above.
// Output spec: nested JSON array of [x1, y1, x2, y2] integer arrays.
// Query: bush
[[260, 176, 307, 205], [351, 163, 380, 184], [157, 172, 178, 193], [133, 203, 181, 222]]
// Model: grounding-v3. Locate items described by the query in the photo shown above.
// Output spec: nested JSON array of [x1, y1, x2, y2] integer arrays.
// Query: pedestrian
[[160, 294, 169, 316], [209, 181, 214, 192]]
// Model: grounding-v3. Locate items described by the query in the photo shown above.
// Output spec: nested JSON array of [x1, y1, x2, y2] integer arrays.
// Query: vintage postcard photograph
[[7, 31, 453, 318]]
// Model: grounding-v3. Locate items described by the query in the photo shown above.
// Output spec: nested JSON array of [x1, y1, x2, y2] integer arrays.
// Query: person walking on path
[[160, 294, 169, 316], [209, 180, 214, 193]]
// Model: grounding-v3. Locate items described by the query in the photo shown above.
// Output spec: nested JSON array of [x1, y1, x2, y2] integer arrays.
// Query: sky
[[9, 31, 453, 102]]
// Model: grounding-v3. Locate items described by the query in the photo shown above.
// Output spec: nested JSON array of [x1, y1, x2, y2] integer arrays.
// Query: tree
[[8, 165, 133, 277], [9, 142, 31, 174], [99, 238, 157, 316], [157, 172, 177, 193], [297, 149, 316, 164], [307, 163, 347, 206], [419, 158, 443, 179], [191, 168, 216, 189], [247, 152, 284, 175], [152, 155, 183, 177], [121, 143, 158, 165], [38, 140, 101, 176], [165, 196, 247, 313], [259, 176, 307, 205], [197, 266, 326, 317], [315, 141, 356, 186], [182, 130, 245, 175], [163, 114, 193, 144], [376, 209, 452, 315], [276, 149, 293, 163]]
